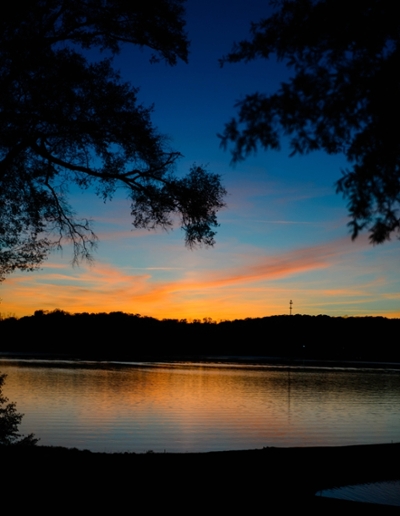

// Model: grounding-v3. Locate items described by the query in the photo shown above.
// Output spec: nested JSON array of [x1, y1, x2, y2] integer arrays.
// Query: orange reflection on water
[[2, 360, 400, 452]]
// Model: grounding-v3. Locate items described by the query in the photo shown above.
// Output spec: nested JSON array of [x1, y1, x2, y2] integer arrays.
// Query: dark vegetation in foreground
[[1, 310, 399, 364], [1, 442, 399, 513], [0, 373, 37, 446]]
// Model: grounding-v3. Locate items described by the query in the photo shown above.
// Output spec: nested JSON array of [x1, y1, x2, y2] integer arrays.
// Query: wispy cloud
[[1, 237, 374, 320], [257, 220, 317, 225]]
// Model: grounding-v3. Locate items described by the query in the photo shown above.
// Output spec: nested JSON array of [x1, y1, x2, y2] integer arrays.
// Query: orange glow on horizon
[[1, 237, 398, 321]]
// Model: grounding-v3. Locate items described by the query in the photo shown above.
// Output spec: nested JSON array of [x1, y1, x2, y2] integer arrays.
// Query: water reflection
[[1, 359, 399, 453], [317, 480, 400, 507]]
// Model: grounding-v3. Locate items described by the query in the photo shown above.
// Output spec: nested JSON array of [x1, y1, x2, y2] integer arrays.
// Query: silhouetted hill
[[1, 311, 399, 363]]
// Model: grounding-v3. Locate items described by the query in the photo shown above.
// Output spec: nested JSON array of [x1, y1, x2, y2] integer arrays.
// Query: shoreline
[[2, 442, 399, 512], [2, 352, 400, 370], [2, 357, 398, 511]]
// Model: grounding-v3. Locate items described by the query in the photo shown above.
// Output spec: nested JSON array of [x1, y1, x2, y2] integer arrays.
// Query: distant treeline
[[1, 310, 399, 363]]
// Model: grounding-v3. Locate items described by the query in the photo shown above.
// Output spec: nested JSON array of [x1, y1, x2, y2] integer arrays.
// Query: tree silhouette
[[0, 373, 38, 445], [220, 0, 399, 245], [0, 1, 226, 281]]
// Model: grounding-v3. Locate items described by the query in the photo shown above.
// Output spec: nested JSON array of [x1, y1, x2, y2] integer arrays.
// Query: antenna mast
[[289, 299, 293, 316]]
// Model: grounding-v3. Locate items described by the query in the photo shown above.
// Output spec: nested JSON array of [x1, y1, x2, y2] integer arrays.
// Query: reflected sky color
[[318, 481, 400, 507], [2, 0, 400, 319], [2, 360, 400, 453]]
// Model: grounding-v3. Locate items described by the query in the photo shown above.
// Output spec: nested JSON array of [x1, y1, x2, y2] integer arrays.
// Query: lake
[[1, 359, 399, 453]]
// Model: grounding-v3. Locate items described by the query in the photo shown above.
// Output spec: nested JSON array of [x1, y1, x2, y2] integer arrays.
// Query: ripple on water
[[317, 480, 400, 507]]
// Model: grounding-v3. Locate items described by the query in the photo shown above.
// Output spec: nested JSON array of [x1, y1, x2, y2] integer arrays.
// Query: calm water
[[1, 359, 400, 453]]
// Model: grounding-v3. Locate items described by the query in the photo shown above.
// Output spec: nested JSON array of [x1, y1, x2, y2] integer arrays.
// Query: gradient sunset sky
[[2, 0, 400, 320]]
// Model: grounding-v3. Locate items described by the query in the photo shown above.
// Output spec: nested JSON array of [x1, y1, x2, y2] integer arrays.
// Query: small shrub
[[0, 373, 38, 446]]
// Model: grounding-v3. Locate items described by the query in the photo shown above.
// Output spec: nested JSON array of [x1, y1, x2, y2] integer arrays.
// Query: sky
[[1, 0, 400, 320]]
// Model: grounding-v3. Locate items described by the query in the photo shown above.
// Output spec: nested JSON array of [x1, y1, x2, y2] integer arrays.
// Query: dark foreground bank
[[2, 443, 399, 513]]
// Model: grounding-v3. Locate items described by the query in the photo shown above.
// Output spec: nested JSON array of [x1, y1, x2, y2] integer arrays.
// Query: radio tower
[[289, 299, 293, 316]]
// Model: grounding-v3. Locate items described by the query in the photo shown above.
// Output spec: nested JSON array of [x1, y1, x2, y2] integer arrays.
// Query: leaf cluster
[[220, 0, 400, 244], [0, 373, 38, 446], [0, 1, 226, 281]]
